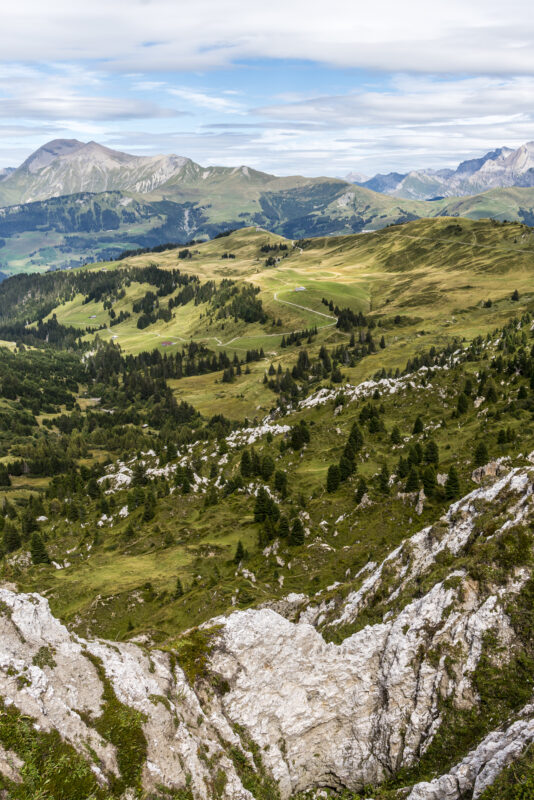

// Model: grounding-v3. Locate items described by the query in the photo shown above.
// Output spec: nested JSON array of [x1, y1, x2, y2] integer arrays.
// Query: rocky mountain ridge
[[351, 141, 534, 200]]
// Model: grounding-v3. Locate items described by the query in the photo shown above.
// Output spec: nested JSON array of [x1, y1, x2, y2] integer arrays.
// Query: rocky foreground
[[2, 464, 534, 799]]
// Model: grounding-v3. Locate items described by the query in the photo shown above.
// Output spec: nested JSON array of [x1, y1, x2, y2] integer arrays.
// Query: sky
[[0, 0, 534, 176]]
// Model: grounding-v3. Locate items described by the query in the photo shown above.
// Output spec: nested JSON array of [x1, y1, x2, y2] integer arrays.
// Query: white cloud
[[0, 64, 179, 121], [0, 0, 533, 74], [168, 88, 243, 113]]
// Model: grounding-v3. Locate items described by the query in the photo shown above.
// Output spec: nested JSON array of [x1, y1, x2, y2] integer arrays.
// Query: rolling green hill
[[3, 139, 534, 277]]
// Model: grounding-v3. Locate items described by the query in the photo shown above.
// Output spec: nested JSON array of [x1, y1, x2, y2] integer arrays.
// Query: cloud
[[0, 0, 533, 74], [0, 64, 180, 121], [168, 88, 243, 113]]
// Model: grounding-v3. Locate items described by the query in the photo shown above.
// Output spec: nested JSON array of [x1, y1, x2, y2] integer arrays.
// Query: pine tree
[[413, 416, 424, 434], [174, 577, 184, 598], [390, 426, 402, 445], [234, 540, 245, 563], [240, 449, 252, 478], [474, 441, 489, 467], [30, 532, 50, 565], [3, 524, 21, 553], [326, 464, 341, 493], [339, 453, 356, 481], [404, 467, 419, 493], [348, 422, 364, 451], [274, 470, 288, 497], [457, 393, 469, 415], [445, 466, 461, 500], [378, 462, 390, 494], [278, 516, 290, 537], [261, 455, 275, 481], [424, 439, 439, 466], [397, 456, 409, 479], [511, 289, 520, 301], [254, 487, 270, 522], [421, 465, 437, 496], [0, 464, 11, 487], [368, 416, 381, 434], [289, 518, 305, 546]]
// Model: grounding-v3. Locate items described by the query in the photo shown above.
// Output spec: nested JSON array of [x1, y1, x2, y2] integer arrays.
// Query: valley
[[1, 213, 534, 798]]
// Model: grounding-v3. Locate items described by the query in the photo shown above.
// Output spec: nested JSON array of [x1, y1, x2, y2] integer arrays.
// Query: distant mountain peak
[[347, 141, 534, 200], [21, 139, 85, 174]]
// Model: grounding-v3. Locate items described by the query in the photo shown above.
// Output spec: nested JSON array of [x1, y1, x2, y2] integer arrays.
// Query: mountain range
[[350, 141, 534, 200], [1, 138, 534, 275]]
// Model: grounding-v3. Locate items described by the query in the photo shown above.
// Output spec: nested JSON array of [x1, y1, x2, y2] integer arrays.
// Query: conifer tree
[[390, 426, 401, 445], [474, 441, 489, 467], [378, 462, 390, 494], [274, 470, 288, 497], [424, 439, 439, 466], [326, 464, 341, 493], [421, 465, 437, 496], [289, 518, 305, 546], [405, 467, 419, 493], [240, 449, 252, 478], [30, 532, 50, 565], [0, 464, 11, 487], [234, 540, 245, 564], [261, 455, 275, 481], [278, 516, 290, 537], [174, 577, 184, 598], [413, 416, 424, 434], [397, 456, 409, 479], [457, 393, 469, 415], [445, 465, 461, 500], [3, 524, 21, 553]]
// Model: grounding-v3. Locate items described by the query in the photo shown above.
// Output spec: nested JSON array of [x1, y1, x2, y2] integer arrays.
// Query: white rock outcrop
[[1, 465, 534, 798]]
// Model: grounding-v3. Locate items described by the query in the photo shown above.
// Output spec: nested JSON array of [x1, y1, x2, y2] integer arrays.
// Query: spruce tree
[[457, 393, 469, 415], [174, 577, 184, 598], [30, 532, 50, 565], [240, 449, 252, 478], [424, 439, 439, 466], [474, 441, 489, 467], [397, 456, 409, 479], [0, 464, 11, 487], [405, 467, 419, 493], [445, 466, 461, 500], [278, 516, 290, 538], [3, 524, 21, 553], [234, 540, 245, 564], [348, 422, 364, 451], [326, 464, 341, 493], [274, 470, 288, 497], [390, 426, 402, 445], [261, 455, 275, 481], [413, 416, 424, 434], [378, 462, 390, 494], [289, 518, 305, 546], [254, 487, 270, 522], [421, 465, 437, 496]]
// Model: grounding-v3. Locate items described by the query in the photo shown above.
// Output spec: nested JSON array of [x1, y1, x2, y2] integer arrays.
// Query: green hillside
[[1, 215, 534, 799]]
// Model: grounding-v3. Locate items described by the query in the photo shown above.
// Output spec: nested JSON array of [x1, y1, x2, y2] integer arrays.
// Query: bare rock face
[[1, 466, 534, 799]]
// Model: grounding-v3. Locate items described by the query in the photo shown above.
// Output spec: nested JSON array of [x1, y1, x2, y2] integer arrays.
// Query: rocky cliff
[[1, 462, 534, 799]]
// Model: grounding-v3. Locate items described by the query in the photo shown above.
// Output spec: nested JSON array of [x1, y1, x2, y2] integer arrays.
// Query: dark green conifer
[[30, 532, 50, 565]]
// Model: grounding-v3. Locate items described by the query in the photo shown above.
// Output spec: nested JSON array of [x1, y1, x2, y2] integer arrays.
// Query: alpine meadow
[[2, 3, 534, 800]]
